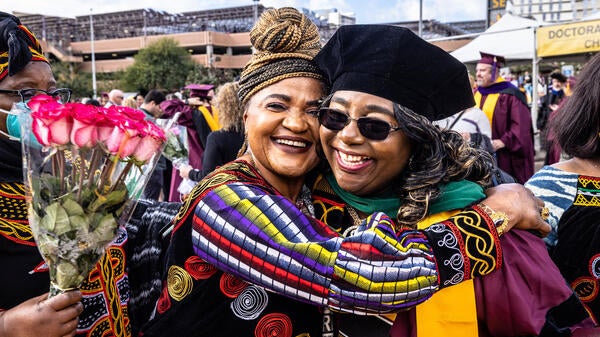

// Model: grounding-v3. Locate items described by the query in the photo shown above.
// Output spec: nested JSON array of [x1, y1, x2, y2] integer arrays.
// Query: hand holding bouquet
[[18, 95, 166, 297], [160, 124, 196, 194], [161, 123, 188, 168]]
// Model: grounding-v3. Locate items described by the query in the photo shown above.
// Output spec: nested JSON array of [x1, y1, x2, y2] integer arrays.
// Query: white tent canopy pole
[[532, 27, 539, 133]]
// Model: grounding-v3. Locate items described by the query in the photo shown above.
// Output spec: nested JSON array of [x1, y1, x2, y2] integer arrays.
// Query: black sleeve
[[187, 133, 222, 182], [188, 169, 203, 182], [191, 109, 211, 149]]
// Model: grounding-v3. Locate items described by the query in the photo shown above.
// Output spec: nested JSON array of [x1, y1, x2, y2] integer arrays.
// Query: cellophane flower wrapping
[[159, 123, 195, 194], [17, 95, 166, 297]]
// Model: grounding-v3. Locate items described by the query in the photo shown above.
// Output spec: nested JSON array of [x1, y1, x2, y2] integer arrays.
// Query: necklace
[[347, 205, 363, 226], [569, 157, 600, 176], [579, 157, 600, 169], [343, 206, 363, 237]]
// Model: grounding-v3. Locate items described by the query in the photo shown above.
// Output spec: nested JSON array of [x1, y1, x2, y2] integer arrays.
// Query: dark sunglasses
[[0, 88, 72, 103], [318, 107, 400, 141]]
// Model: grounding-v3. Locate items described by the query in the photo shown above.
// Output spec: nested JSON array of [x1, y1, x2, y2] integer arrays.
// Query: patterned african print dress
[[0, 182, 131, 337], [142, 159, 505, 337], [551, 175, 600, 324]]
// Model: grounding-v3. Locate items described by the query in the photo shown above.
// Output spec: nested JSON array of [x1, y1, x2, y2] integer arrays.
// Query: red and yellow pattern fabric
[[0, 24, 48, 81], [0, 182, 131, 337]]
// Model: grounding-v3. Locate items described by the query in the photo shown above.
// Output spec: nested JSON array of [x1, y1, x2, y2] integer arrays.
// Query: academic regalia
[[159, 99, 206, 201], [477, 87, 535, 184], [475, 52, 535, 184]]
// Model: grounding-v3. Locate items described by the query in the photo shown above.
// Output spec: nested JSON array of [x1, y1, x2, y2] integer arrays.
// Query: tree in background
[[52, 61, 123, 101], [121, 38, 195, 92], [186, 64, 240, 88], [51, 61, 93, 100]]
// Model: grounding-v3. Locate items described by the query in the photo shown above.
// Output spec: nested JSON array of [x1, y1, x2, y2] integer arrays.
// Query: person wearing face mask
[[0, 12, 132, 337]]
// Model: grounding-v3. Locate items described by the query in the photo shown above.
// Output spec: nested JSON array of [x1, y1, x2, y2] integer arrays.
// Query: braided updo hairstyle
[[237, 7, 325, 106]]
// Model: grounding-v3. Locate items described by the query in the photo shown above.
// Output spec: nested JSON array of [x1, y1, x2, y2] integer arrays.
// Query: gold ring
[[540, 206, 550, 221]]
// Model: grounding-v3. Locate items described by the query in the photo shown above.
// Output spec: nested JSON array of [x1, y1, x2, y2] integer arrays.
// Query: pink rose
[[119, 135, 142, 158], [132, 122, 166, 163], [133, 135, 162, 162], [70, 103, 101, 148], [96, 107, 123, 145], [30, 100, 73, 147], [105, 118, 145, 158], [104, 126, 128, 156], [109, 105, 146, 121], [144, 121, 166, 142], [27, 94, 61, 113]]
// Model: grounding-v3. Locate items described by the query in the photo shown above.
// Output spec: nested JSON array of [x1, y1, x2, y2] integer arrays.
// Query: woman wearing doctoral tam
[[310, 24, 595, 337]]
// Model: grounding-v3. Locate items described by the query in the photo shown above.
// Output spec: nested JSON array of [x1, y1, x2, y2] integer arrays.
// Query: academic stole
[[474, 91, 500, 128], [198, 106, 221, 131], [415, 211, 478, 337]]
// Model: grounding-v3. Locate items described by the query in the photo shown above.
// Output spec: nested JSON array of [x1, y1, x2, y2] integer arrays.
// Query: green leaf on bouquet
[[93, 213, 118, 243], [62, 198, 85, 216], [56, 261, 84, 289], [40, 203, 58, 232], [45, 202, 71, 236], [88, 188, 128, 213], [79, 188, 95, 207], [36, 233, 59, 259], [69, 215, 89, 233], [38, 175, 63, 203]]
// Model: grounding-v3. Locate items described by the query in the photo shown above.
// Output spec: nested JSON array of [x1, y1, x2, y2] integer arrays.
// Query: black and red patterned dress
[[0, 179, 131, 337]]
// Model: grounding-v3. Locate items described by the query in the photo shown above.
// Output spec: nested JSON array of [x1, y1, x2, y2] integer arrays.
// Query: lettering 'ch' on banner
[[538, 20, 600, 57]]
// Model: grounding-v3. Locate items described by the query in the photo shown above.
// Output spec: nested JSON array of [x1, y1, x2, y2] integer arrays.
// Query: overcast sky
[[4, 0, 487, 24]]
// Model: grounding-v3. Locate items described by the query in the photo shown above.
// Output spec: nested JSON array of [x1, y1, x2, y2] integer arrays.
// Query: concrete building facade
[[15, 4, 488, 74]]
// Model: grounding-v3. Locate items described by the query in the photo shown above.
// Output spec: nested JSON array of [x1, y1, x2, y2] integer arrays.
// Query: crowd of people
[[1, 7, 599, 337]]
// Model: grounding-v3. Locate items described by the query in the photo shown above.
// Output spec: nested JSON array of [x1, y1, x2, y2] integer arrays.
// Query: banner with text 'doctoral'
[[537, 20, 600, 57]]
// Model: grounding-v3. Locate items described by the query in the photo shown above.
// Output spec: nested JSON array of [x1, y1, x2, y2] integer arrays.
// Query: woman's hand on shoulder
[[0, 290, 83, 337], [483, 183, 551, 237]]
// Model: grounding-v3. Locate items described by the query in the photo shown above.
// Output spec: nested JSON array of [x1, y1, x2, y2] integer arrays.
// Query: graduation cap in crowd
[[314, 25, 475, 121], [550, 71, 567, 83], [478, 52, 506, 81], [185, 83, 214, 98]]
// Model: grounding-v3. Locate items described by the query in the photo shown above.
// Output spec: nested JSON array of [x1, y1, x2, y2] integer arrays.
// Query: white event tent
[[448, 13, 545, 124], [450, 13, 542, 63]]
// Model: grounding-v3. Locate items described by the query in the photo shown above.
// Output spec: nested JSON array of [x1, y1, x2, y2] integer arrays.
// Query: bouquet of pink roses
[[17, 95, 166, 297]]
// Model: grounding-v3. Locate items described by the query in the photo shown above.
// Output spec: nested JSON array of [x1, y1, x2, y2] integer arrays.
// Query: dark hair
[[550, 71, 567, 83], [552, 53, 600, 159], [392, 104, 492, 227], [144, 89, 166, 105], [85, 98, 101, 106]]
